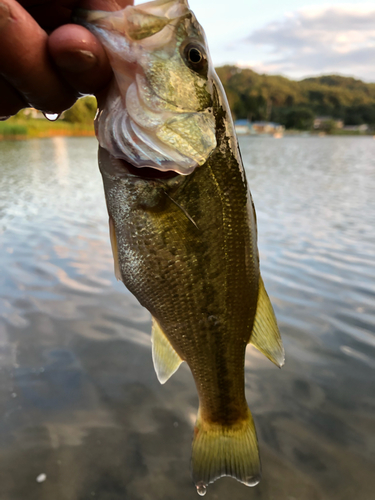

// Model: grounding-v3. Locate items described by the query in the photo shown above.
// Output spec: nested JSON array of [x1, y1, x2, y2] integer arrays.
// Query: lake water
[[0, 136, 374, 500]]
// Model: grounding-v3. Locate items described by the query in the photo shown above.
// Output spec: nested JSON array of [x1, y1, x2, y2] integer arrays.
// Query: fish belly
[[100, 142, 259, 413]]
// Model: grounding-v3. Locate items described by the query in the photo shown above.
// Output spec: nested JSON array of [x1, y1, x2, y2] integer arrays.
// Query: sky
[[136, 0, 375, 82]]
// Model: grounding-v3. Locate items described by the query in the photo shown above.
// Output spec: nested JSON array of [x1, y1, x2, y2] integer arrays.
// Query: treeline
[[216, 66, 375, 130], [1, 96, 97, 138], [63, 96, 97, 123], [10, 71, 375, 134]]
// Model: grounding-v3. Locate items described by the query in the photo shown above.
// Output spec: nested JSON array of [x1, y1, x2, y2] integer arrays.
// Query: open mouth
[[116, 157, 181, 180]]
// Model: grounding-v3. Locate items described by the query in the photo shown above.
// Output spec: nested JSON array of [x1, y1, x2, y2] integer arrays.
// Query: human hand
[[0, 0, 133, 119]]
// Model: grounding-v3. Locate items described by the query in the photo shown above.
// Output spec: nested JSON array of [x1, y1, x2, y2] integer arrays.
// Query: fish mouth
[[78, 2, 216, 176], [121, 160, 181, 180], [101, 148, 181, 181], [96, 92, 207, 176]]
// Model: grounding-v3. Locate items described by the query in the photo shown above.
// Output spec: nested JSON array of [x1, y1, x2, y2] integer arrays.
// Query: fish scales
[[101, 87, 258, 425], [77, 0, 284, 494]]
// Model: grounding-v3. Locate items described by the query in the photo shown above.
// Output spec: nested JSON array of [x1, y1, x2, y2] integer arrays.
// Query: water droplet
[[43, 112, 61, 121], [11, 392, 17, 398], [36, 473, 47, 483], [196, 483, 207, 496]]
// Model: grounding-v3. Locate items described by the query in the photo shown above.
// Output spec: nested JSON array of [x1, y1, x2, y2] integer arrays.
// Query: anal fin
[[151, 317, 183, 384], [250, 276, 285, 367], [109, 216, 122, 281]]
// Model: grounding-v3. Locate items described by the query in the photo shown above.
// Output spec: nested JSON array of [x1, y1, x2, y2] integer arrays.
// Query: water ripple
[[0, 136, 374, 499]]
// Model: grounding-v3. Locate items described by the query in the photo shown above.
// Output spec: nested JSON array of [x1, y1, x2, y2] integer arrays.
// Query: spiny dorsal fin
[[250, 276, 285, 368], [109, 216, 122, 282], [151, 317, 183, 384]]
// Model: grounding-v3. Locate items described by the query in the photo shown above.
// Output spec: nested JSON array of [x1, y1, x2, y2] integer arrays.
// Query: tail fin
[[191, 408, 261, 496]]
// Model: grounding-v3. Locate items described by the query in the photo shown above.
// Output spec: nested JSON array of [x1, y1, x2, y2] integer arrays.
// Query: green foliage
[[63, 96, 97, 123], [0, 122, 28, 136], [273, 107, 315, 130], [344, 105, 375, 125], [14, 109, 35, 121], [0, 95, 96, 138], [1, 112, 95, 138], [320, 119, 338, 133], [217, 66, 375, 129], [2, 71, 375, 138]]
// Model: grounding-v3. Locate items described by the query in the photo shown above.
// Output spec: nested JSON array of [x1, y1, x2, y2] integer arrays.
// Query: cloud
[[244, 6, 375, 80]]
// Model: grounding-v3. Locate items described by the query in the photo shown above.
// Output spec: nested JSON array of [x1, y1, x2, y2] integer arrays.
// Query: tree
[[284, 107, 315, 130], [63, 96, 97, 123], [216, 66, 375, 131]]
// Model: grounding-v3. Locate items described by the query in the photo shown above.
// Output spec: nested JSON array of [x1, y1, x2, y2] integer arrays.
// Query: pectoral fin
[[109, 216, 122, 281], [151, 317, 183, 384], [249, 277, 285, 367]]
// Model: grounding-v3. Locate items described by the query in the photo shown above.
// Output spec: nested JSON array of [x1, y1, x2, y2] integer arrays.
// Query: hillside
[[2, 69, 375, 139], [216, 66, 375, 129]]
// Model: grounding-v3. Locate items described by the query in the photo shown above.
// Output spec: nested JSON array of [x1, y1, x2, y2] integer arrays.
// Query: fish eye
[[183, 43, 207, 73], [188, 47, 202, 64]]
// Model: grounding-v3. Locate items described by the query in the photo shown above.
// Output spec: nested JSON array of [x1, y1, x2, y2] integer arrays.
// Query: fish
[[75, 0, 284, 495]]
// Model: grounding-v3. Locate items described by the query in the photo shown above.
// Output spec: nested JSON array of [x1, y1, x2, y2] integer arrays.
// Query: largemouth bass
[[76, 0, 284, 495]]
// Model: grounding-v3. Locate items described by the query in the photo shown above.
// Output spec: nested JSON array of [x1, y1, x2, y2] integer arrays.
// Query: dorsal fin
[[249, 276, 285, 367], [151, 317, 183, 384], [109, 216, 122, 281]]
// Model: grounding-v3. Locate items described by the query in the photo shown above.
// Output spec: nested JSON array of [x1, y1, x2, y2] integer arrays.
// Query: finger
[[48, 0, 134, 96], [19, 0, 132, 9], [17, 0, 77, 30], [0, 76, 28, 118], [78, 0, 134, 11], [27, 4, 72, 31], [0, 0, 77, 113], [48, 24, 112, 95], [20, 0, 133, 31]]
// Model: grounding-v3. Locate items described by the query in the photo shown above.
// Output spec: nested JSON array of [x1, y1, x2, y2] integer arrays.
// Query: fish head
[[77, 0, 217, 175]]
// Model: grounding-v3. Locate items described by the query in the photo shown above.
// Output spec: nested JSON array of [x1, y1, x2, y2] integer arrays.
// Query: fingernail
[[54, 50, 98, 73], [0, 2, 10, 29]]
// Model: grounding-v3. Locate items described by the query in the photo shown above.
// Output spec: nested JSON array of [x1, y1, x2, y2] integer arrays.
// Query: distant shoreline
[[0, 119, 373, 142], [1, 129, 373, 142], [0, 130, 95, 141], [0, 118, 95, 141]]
